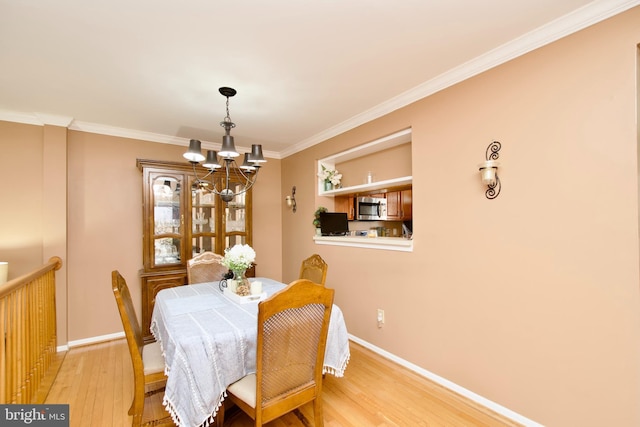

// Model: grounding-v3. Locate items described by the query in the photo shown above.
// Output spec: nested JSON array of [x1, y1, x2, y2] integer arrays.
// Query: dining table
[[150, 277, 350, 427]]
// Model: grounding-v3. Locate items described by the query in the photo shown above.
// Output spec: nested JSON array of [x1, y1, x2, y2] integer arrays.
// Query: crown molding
[[0, 112, 280, 159], [0, 110, 75, 127], [70, 121, 188, 146], [0, 110, 46, 126], [280, 0, 640, 158], [69, 121, 281, 159], [35, 113, 74, 128]]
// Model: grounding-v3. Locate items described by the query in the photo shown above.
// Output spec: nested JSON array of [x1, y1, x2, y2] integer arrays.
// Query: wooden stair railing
[[0, 256, 62, 404]]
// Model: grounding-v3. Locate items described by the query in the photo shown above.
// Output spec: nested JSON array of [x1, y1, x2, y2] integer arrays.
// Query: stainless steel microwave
[[356, 196, 387, 221]]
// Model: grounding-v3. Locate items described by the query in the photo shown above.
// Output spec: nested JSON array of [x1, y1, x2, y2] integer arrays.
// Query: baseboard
[[348, 334, 543, 427], [57, 331, 125, 352]]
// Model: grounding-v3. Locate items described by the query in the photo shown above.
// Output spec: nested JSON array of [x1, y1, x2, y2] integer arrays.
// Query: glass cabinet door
[[190, 178, 217, 257], [222, 181, 251, 249], [139, 160, 253, 272], [150, 174, 183, 268]]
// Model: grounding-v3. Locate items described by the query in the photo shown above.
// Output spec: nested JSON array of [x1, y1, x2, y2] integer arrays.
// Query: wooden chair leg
[[313, 397, 324, 427]]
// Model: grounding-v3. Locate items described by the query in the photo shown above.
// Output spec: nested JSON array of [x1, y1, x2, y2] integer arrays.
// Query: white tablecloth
[[150, 277, 350, 427]]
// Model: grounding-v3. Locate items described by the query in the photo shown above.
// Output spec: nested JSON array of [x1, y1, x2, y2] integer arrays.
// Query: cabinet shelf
[[154, 233, 181, 238], [320, 176, 412, 197], [155, 201, 180, 207]]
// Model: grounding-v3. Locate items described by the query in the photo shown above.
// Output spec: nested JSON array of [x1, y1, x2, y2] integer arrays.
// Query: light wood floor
[[44, 339, 522, 427]]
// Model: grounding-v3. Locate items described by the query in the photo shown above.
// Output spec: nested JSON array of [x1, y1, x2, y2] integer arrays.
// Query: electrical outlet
[[377, 309, 385, 328]]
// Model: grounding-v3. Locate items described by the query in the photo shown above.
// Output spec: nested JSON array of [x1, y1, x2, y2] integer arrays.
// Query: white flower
[[222, 244, 256, 272], [317, 165, 341, 186], [330, 172, 342, 185]]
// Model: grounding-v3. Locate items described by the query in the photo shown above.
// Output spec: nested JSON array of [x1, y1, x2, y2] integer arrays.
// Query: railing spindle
[[0, 257, 62, 404]]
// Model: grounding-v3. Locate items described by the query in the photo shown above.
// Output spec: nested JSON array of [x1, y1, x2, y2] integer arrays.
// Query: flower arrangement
[[222, 244, 256, 273], [313, 206, 328, 228], [317, 165, 342, 186]]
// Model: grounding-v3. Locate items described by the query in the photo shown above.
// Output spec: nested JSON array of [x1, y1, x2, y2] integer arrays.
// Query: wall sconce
[[285, 186, 297, 213], [478, 141, 501, 199]]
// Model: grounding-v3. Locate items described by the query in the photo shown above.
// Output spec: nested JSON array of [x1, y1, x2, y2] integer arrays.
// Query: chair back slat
[[111, 271, 144, 371], [299, 254, 328, 286], [187, 252, 228, 284], [255, 279, 334, 421], [261, 303, 325, 402], [112, 270, 171, 427]]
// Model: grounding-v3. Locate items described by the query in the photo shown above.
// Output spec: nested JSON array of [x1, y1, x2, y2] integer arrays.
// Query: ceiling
[[0, 0, 636, 158]]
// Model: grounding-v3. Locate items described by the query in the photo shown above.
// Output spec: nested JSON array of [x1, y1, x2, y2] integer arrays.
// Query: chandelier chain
[[221, 95, 236, 129]]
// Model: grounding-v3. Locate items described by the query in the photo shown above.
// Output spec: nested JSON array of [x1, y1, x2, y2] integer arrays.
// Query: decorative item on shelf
[[478, 141, 501, 200], [182, 87, 267, 203], [285, 185, 297, 213], [318, 165, 342, 191], [313, 206, 328, 235], [221, 244, 255, 295]]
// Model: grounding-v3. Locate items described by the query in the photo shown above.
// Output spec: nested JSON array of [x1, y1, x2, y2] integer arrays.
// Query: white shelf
[[313, 235, 413, 252], [320, 176, 412, 197], [317, 128, 412, 196]]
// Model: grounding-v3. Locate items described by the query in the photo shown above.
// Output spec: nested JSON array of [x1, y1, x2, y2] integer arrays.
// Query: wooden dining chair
[[187, 251, 228, 284], [220, 279, 334, 426], [299, 254, 328, 286], [111, 270, 171, 427]]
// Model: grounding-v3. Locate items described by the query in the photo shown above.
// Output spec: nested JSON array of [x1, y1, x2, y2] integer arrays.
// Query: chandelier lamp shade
[[183, 87, 266, 203]]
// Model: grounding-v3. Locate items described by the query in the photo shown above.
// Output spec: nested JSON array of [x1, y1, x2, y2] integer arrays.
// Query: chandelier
[[183, 87, 266, 203]]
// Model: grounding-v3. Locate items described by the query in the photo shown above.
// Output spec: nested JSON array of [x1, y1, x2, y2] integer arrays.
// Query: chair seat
[[227, 373, 256, 408], [142, 341, 165, 375]]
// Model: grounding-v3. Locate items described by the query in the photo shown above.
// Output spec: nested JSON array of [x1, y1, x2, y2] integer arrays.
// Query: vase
[[232, 269, 251, 296], [324, 181, 333, 191]]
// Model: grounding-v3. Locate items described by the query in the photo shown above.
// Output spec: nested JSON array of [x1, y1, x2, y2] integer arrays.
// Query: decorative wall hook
[[478, 141, 501, 199], [285, 186, 297, 213]]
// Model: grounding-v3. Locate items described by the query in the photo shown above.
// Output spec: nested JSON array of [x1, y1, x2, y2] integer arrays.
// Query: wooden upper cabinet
[[335, 196, 355, 220], [386, 189, 412, 220]]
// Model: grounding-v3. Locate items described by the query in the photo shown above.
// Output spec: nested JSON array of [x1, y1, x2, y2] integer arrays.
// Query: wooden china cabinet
[[137, 159, 253, 342]]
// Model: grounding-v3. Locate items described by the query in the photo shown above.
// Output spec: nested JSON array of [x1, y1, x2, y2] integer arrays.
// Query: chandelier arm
[[226, 160, 259, 195], [228, 171, 259, 197], [190, 162, 215, 181]]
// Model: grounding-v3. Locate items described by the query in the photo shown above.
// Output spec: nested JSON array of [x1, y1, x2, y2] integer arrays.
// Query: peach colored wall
[[0, 121, 44, 276], [65, 131, 282, 341], [42, 125, 69, 344], [281, 8, 640, 427]]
